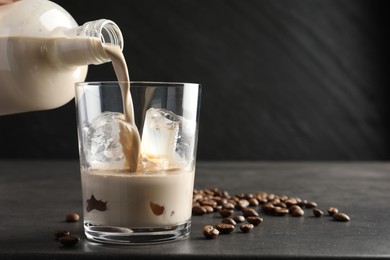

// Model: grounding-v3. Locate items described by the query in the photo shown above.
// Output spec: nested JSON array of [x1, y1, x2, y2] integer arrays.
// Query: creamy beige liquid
[[102, 44, 141, 172]]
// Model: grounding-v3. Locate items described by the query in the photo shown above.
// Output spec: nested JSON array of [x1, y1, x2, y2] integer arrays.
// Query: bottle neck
[[48, 19, 124, 67], [64, 19, 124, 50]]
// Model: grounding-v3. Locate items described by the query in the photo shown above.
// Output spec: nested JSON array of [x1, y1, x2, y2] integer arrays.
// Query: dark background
[[0, 0, 389, 161]]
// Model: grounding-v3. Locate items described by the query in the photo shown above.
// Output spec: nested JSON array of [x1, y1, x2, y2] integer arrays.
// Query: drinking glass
[[75, 81, 201, 244]]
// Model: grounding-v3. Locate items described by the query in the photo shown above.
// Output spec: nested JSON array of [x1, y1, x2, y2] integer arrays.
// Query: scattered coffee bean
[[203, 205, 214, 213], [242, 207, 259, 217], [219, 208, 234, 218], [65, 212, 80, 222], [222, 202, 235, 210], [246, 216, 263, 226], [54, 230, 70, 239], [313, 208, 323, 217], [194, 187, 352, 239], [59, 235, 80, 247], [192, 205, 207, 215], [291, 208, 304, 217], [202, 225, 219, 239], [201, 200, 217, 208], [233, 215, 246, 223], [285, 198, 297, 207], [332, 212, 350, 222], [215, 223, 235, 234], [249, 198, 259, 206], [274, 207, 289, 216], [328, 207, 339, 216], [240, 223, 254, 233], [235, 199, 250, 210], [289, 205, 301, 213], [221, 218, 236, 225], [305, 201, 318, 209]]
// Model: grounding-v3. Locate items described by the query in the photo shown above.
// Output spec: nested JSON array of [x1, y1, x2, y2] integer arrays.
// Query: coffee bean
[[313, 208, 323, 217], [274, 207, 289, 216], [240, 223, 254, 233], [249, 198, 259, 206], [246, 216, 263, 226], [291, 208, 304, 217], [242, 207, 259, 217], [59, 235, 80, 247], [233, 215, 246, 223], [332, 212, 350, 222], [289, 205, 302, 213], [65, 213, 80, 222], [192, 205, 207, 215], [222, 202, 235, 210], [235, 199, 250, 210], [201, 200, 217, 208], [285, 198, 298, 207], [328, 207, 339, 216], [203, 205, 214, 213], [221, 218, 236, 225], [202, 225, 219, 239], [219, 208, 234, 218], [262, 202, 275, 214], [215, 223, 235, 234], [305, 201, 318, 209], [54, 230, 70, 239]]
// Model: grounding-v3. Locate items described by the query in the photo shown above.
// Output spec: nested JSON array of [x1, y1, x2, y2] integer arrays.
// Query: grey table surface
[[0, 160, 389, 259]]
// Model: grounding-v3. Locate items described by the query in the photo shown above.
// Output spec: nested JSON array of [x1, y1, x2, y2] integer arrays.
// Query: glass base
[[84, 220, 191, 245]]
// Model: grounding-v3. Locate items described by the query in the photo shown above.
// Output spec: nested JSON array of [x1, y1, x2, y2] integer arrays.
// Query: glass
[[75, 81, 201, 244]]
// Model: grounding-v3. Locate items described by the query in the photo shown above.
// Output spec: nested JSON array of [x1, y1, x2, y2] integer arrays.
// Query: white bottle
[[0, 0, 124, 115]]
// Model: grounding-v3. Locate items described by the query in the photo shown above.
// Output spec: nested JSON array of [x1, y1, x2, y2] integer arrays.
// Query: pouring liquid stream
[[103, 44, 141, 172]]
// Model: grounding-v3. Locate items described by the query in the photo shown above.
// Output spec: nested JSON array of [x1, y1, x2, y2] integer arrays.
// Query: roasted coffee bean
[[222, 202, 235, 210], [219, 208, 234, 218], [54, 230, 70, 239], [233, 215, 246, 223], [203, 205, 214, 213], [328, 207, 339, 216], [313, 208, 324, 217], [221, 218, 237, 226], [65, 212, 80, 222], [249, 198, 259, 206], [215, 223, 235, 234], [59, 235, 80, 247], [244, 193, 254, 200], [203, 225, 219, 239], [298, 199, 308, 207], [240, 223, 254, 233], [278, 195, 289, 202], [285, 198, 297, 207], [289, 205, 302, 213], [267, 194, 276, 200], [246, 216, 263, 226], [256, 195, 268, 204], [291, 208, 304, 217], [332, 212, 350, 222], [262, 202, 275, 214], [305, 201, 318, 209], [192, 205, 207, 215], [274, 202, 287, 208], [274, 207, 289, 216], [201, 200, 217, 208], [235, 199, 250, 210], [242, 207, 259, 217]]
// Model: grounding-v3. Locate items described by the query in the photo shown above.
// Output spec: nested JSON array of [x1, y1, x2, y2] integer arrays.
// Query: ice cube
[[86, 111, 128, 170], [140, 108, 196, 171]]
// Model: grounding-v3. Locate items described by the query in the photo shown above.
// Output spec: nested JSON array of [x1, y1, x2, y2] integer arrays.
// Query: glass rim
[[75, 81, 201, 88]]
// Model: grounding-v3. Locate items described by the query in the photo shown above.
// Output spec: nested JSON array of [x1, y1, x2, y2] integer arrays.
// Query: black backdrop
[[0, 0, 389, 160]]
